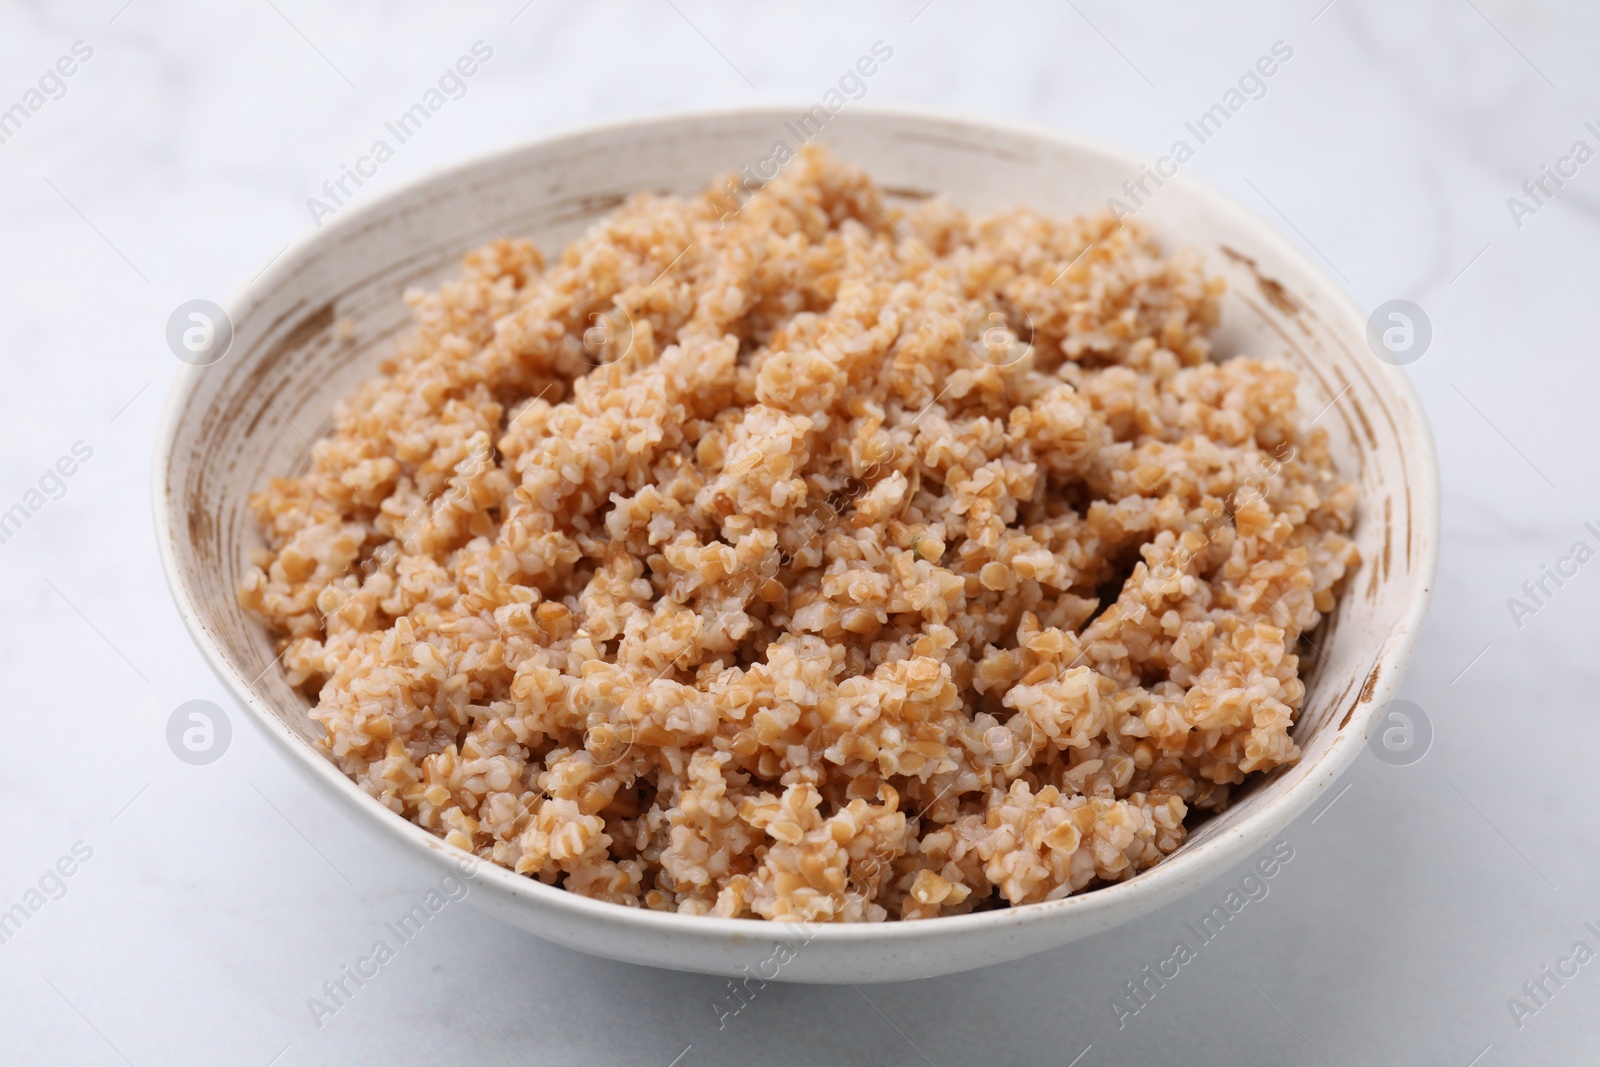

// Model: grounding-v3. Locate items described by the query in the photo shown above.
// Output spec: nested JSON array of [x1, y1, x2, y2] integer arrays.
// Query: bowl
[[154, 106, 1438, 983]]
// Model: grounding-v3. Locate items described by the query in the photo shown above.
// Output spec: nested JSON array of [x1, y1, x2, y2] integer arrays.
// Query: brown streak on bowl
[[1220, 244, 1302, 316]]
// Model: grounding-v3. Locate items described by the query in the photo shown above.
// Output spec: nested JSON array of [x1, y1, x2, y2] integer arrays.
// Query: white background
[[1, 2, 1597, 1064]]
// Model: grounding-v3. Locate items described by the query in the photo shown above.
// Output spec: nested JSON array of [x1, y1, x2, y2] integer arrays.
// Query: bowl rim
[[152, 103, 1440, 948]]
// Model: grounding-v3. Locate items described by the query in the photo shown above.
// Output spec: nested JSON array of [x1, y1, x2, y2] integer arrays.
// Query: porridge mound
[[240, 147, 1358, 921]]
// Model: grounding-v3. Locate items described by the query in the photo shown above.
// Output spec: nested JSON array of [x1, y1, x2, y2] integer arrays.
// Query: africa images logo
[[1110, 840, 1295, 1029]]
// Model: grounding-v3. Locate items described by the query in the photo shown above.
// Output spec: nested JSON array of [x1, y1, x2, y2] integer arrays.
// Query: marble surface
[[2, 1, 1598, 1064]]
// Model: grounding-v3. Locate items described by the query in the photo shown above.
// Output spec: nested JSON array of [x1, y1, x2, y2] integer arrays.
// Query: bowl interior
[[158, 107, 1433, 934]]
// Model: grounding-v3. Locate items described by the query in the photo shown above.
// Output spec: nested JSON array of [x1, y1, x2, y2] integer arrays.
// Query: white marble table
[[2, 2, 1596, 1064]]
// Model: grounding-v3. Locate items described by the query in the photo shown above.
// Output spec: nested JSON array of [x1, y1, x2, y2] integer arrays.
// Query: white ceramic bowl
[[154, 107, 1438, 983]]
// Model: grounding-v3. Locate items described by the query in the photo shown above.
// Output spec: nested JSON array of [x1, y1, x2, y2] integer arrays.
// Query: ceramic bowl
[[154, 106, 1438, 983]]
